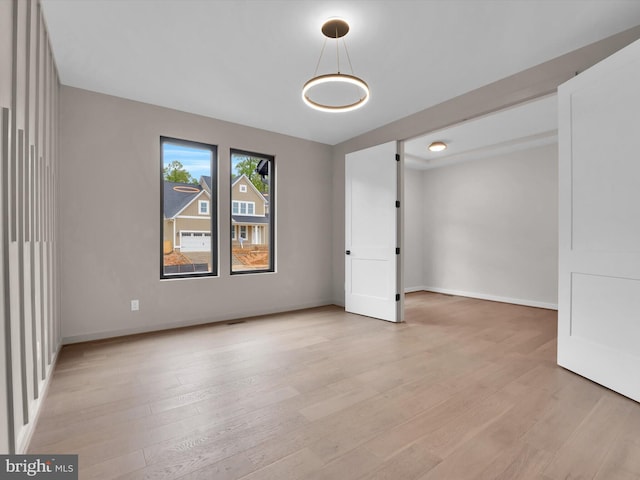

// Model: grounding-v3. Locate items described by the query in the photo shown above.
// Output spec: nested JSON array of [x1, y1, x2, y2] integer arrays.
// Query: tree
[[164, 160, 197, 184], [233, 156, 268, 193]]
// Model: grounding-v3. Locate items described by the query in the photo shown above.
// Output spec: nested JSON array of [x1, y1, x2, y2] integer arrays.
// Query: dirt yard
[[232, 247, 269, 267], [163, 251, 193, 266], [164, 248, 268, 268]]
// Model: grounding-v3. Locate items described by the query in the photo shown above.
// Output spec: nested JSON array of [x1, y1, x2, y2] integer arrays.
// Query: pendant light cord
[[312, 38, 328, 77], [335, 26, 340, 73], [312, 24, 357, 78], [343, 38, 355, 75]]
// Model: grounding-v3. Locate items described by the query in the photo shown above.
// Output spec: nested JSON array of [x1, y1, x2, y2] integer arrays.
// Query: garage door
[[180, 231, 211, 252]]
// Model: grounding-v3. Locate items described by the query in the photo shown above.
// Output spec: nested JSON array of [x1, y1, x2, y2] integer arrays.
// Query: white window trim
[[198, 200, 209, 215], [232, 200, 256, 216], [239, 184, 247, 192], [174, 215, 211, 220]]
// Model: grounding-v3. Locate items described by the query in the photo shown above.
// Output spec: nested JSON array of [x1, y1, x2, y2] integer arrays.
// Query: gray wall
[[59, 86, 334, 342], [415, 144, 559, 308], [331, 25, 640, 306], [1, 0, 61, 454], [403, 170, 424, 291]]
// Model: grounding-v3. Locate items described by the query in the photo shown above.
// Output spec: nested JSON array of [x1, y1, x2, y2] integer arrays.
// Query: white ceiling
[[40, 1, 640, 146], [404, 94, 558, 170]]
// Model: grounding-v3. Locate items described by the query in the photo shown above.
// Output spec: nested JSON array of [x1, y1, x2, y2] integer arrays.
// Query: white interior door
[[345, 141, 402, 322], [558, 38, 640, 402]]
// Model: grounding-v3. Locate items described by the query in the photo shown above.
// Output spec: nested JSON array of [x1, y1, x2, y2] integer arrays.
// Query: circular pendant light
[[302, 18, 370, 113], [302, 73, 370, 112]]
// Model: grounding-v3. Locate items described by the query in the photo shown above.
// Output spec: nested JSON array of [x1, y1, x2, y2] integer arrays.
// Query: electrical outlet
[[131, 299, 139, 311]]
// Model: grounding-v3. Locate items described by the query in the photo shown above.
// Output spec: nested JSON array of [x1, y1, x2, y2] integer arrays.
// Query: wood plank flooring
[[29, 292, 640, 479]]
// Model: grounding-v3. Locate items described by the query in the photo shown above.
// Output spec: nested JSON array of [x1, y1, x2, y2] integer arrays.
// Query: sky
[[163, 142, 250, 179], [163, 142, 212, 180], [231, 155, 244, 176]]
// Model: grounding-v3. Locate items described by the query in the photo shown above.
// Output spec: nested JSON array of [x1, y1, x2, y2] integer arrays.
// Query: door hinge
[[395, 294, 401, 301], [395, 247, 400, 255], [395, 200, 400, 208], [395, 153, 400, 162]]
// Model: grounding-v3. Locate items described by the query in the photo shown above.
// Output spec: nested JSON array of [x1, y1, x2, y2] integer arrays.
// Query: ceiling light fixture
[[428, 141, 447, 152], [302, 18, 370, 113]]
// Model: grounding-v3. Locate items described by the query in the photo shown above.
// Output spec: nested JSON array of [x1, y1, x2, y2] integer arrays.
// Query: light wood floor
[[29, 292, 640, 479]]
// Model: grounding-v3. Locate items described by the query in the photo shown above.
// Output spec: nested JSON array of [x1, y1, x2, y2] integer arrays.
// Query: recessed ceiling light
[[428, 141, 447, 152]]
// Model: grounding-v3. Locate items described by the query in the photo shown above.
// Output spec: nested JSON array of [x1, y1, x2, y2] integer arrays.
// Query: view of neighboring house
[[163, 174, 269, 253], [163, 177, 212, 253], [231, 174, 269, 247]]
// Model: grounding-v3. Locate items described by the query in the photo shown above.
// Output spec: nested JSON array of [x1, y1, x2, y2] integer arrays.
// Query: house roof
[[200, 176, 212, 192], [165, 176, 267, 220], [232, 215, 269, 225], [163, 181, 203, 218]]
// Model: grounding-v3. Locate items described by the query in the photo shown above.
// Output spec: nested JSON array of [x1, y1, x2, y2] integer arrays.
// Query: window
[[231, 149, 274, 274], [161, 137, 217, 278], [232, 201, 255, 216]]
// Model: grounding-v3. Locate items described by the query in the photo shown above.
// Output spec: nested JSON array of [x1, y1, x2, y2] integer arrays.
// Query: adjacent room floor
[[29, 292, 640, 479]]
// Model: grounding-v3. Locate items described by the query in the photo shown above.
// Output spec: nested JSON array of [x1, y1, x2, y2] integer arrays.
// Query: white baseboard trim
[[404, 286, 425, 293], [16, 346, 61, 454], [407, 286, 558, 310], [62, 299, 336, 344]]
